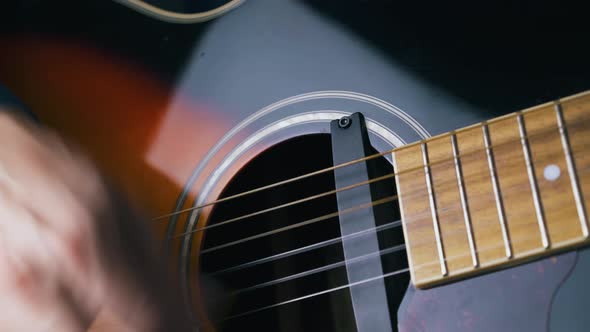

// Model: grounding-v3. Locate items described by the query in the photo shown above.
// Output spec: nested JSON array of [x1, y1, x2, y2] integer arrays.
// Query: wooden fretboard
[[392, 90, 590, 288]]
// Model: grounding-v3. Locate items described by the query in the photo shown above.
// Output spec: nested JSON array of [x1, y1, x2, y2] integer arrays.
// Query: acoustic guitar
[[0, 1, 589, 331]]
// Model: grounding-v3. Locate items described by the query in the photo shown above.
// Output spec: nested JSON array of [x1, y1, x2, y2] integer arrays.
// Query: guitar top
[[0, 1, 589, 331]]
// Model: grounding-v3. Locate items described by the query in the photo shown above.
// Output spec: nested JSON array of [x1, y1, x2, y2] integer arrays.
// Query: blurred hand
[[0, 111, 172, 331]]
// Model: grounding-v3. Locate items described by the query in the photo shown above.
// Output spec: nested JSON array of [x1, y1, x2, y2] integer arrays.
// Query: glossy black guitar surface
[[399, 251, 589, 331]]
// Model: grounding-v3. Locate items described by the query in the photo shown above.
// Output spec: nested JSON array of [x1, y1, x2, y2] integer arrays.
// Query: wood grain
[[396, 90, 590, 288], [427, 137, 472, 273], [393, 145, 440, 283], [455, 127, 506, 264], [488, 116, 541, 256]]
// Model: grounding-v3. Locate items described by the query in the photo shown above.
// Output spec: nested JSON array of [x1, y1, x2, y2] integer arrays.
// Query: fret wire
[[392, 150, 418, 286], [482, 124, 513, 259], [421, 143, 448, 276], [451, 134, 478, 267], [516, 113, 550, 248], [408, 178, 567, 260], [555, 101, 589, 237], [412, 224, 577, 274]]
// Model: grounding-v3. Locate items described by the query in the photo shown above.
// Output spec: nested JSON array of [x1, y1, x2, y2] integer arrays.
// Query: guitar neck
[[392, 90, 590, 288]]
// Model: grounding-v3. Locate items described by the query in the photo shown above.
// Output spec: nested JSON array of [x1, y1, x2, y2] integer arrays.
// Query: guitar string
[[228, 242, 407, 297], [151, 111, 572, 223], [180, 160, 584, 274], [192, 185, 559, 324], [216, 215, 577, 324], [151, 144, 391, 221], [194, 166, 587, 293], [167, 120, 580, 249], [202, 177, 579, 323], [196, 195, 397, 254], [216, 242, 503, 324], [171, 125, 577, 255], [171, 114, 588, 316], [213, 188, 555, 295], [199, 122, 586, 322], [218, 267, 411, 324], [156, 114, 583, 241], [208, 219, 402, 276], [206, 176, 533, 276], [172, 172, 395, 237], [202, 113, 585, 324]]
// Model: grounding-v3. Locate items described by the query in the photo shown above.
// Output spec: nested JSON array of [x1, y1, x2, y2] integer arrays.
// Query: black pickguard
[[550, 249, 590, 331], [398, 251, 581, 332]]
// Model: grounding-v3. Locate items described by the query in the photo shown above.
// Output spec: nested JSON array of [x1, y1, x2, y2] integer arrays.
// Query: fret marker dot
[[544, 164, 560, 181]]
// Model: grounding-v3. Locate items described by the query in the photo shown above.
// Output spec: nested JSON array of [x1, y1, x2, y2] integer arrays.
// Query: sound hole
[[200, 134, 409, 331]]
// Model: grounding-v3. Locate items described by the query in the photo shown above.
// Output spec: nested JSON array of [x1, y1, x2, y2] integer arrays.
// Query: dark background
[[0, 0, 588, 116]]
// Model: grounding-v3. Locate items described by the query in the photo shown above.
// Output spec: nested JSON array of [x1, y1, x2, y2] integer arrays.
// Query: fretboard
[[392, 90, 590, 288]]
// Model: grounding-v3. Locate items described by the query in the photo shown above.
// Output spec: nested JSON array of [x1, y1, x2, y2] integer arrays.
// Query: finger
[[0, 192, 102, 331], [37, 129, 106, 204], [0, 182, 95, 301], [0, 115, 105, 329], [0, 114, 105, 244], [0, 192, 65, 331], [0, 195, 61, 297], [45, 281, 97, 332], [39, 213, 105, 314]]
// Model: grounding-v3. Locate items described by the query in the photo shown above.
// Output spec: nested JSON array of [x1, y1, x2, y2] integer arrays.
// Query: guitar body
[[399, 248, 590, 331], [551, 249, 590, 331], [0, 1, 589, 331], [399, 250, 587, 331]]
